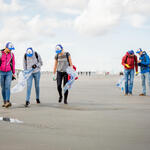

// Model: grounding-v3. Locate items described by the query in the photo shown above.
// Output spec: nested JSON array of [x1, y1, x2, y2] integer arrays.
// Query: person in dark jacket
[[122, 50, 138, 95], [53, 44, 73, 104], [136, 48, 150, 96]]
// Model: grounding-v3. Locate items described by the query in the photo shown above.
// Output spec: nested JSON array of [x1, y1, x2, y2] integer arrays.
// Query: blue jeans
[[26, 71, 41, 102], [124, 69, 134, 94], [0, 71, 12, 102], [141, 72, 150, 95]]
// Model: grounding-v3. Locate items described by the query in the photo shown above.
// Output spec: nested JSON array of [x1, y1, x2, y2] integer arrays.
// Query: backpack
[[24, 51, 39, 69], [0, 49, 13, 70], [56, 52, 70, 66]]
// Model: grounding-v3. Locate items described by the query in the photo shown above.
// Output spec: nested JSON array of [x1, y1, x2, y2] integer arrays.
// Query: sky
[[0, 0, 150, 73]]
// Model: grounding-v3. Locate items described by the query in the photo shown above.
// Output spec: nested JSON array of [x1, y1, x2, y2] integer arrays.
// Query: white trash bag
[[11, 69, 33, 94], [116, 76, 125, 92], [64, 66, 78, 93]]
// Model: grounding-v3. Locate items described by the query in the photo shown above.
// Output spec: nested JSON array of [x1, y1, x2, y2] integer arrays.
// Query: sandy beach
[[0, 74, 150, 150]]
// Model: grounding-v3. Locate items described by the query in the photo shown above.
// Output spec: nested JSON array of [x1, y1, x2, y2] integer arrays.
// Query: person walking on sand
[[53, 44, 73, 104], [0, 42, 15, 108], [23, 47, 43, 107], [122, 50, 138, 95], [136, 48, 150, 96]]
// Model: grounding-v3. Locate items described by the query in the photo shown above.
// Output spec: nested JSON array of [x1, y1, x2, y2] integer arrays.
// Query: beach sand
[[0, 74, 150, 150]]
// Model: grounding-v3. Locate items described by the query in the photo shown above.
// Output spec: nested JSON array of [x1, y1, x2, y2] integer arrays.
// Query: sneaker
[[58, 96, 63, 103], [25, 101, 30, 107], [139, 93, 146, 96], [36, 99, 40, 104], [124, 93, 128, 96], [5, 102, 12, 108]]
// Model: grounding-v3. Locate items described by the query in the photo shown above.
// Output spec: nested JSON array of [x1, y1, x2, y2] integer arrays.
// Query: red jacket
[[122, 52, 138, 72], [0, 51, 15, 74]]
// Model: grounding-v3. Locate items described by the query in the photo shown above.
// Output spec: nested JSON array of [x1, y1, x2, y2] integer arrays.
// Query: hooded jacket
[[0, 50, 15, 74], [122, 52, 138, 72], [138, 51, 150, 74]]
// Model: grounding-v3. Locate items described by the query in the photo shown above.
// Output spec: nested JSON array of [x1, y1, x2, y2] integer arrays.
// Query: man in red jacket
[[122, 50, 138, 95]]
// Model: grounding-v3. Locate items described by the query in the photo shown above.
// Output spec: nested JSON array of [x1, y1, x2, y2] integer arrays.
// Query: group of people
[[122, 48, 150, 96], [0, 42, 72, 108]]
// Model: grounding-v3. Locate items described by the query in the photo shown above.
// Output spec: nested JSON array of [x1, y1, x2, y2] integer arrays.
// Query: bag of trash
[[116, 76, 125, 92], [11, 69, 33, 93], [64, 66, 78, 93]]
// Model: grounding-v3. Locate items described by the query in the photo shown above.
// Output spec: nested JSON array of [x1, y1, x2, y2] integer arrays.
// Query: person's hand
[[32, 64, 37, 69], [125, 64, 130, 68], [12, 74, 16, 80], [138, 60, 141, 63], [135, 72, 139, 76], [53, 74, 57, 81]]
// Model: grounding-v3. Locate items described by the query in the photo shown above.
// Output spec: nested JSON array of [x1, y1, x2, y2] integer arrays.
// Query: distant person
[[122, 50, 138, 95], [136, 48, 150, 96], [0, 42, 15, 108], [53, 44, 73, 104], [23, 47, 43, 107]]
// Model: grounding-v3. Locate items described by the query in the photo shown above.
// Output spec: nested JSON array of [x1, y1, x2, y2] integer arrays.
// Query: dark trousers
[[57, 71, 68, 101]]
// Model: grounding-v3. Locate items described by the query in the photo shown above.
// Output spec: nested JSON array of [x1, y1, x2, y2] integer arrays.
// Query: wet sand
[[0, 74, 150, 150]]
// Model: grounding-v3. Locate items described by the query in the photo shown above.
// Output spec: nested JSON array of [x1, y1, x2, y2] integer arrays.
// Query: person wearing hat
[[122, 50, 138, 95], [136, 48, 150, 96], [0, 42, 15, 108], [53, 44, 73, 104], [23, 47, 43, 107]]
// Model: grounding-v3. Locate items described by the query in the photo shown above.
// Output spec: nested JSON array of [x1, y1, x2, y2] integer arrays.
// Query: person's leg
[[57, 72, 63, 102], [129, 69, 134, 94], [4, 71, 12, 107], [63, 72, 69, 104], [5, 71, 12, 102], [0, 73, 6, 103], [148, 72, 150, 94], [141, 73, 146, 95], [124, 69, 129, 95], [26, 74, 33, 102], [33, 71, 41, 103]]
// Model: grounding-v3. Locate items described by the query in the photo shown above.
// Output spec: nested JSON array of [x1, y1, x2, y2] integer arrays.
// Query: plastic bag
[[11, 69, 33, 93], [116, 76, 125, 92], [64, 66, 78, 93]]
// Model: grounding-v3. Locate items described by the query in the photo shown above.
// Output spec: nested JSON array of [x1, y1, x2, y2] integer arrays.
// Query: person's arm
[[121, 55, 126, 67], [12, 54, 15, 75], [37, 54, 43, 67], [53, 59, 58, 74], [134, 56, 138, 72], [68, 56, 73, 67]]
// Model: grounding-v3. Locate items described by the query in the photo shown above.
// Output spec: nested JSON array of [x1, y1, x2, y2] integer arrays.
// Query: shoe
[[2, 102, 6, 107], [25, 101, 30, 107], [5, 102, 12, 108], [64, 99, 68, 104], [58, 96, 62, 103], [36, 99, 40, 104], [124, 93, 128, 96], [139, 93, 146, 96], [128, 93, 132, 96]]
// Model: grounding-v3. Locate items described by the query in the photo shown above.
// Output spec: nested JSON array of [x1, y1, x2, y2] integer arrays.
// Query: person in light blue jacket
[[136, 48, 150, 96]]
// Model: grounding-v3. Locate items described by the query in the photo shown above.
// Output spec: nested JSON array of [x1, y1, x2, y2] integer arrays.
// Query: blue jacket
[[138, 51, 150, 74]]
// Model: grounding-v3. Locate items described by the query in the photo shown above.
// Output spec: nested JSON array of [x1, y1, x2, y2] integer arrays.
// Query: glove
[[12, 75, 16, 81], [135, 72, 139, 76], [125, 64, 130, 68], [53, 74, 57, 81], [32, 64, 37, 69]]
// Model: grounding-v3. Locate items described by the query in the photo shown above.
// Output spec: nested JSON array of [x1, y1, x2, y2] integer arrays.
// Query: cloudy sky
[[0, 0, 150, 73]]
